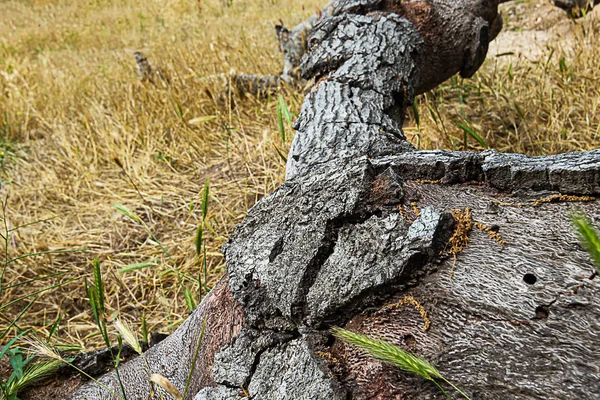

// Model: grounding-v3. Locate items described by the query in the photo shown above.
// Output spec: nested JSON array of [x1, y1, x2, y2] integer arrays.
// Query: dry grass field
[[0, 0, 598, 352]]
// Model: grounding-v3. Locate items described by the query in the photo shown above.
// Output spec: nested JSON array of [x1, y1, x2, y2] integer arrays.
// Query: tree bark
[[552, 0, 600, 16], [70, 276, 243, 399], [69, 1, 600, 399]]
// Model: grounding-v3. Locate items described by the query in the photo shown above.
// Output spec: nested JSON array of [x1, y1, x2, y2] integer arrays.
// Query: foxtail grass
[[23, 337, 125, 400], [86, 259, 128, 399], [196, 180, 211, 295], [1, 357, 62, 399], [114, 318, 162, 399], [332, 327, 471, 399]]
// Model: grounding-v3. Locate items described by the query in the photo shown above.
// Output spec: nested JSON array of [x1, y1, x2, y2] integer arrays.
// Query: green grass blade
[[115, 336, 123, 368], [182, 317, 207, 399], [47, 313, 62, 341], [184, 288, 196, 312], [1, 271, 70, 291], [559, 57, 568, 74], [141, 315, 148, 344], [273, 145, 288, 163], [0, 277, 79, 313], [0, 330, 31, 357], [278, 95, 293, 125], [7, 248, 88, 265], [571, 212, 600, 270], [432, 379, 453, 399], [439, 376, 473, 400], [113, 203, 141, 224], [195, 224, 203, 257], [85, 279, 100, 327], [8, 216, 57, 233], [0, 297, 37, 342], [202, 245, 210, 293], [277, 100, 286, 144], [99, 319, 110, 350], [118, 262, 158, 274], [457, 123, 488, 149]]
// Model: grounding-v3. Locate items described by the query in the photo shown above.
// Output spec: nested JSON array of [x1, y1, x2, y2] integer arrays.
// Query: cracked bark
[[68, 1, 599, 399]]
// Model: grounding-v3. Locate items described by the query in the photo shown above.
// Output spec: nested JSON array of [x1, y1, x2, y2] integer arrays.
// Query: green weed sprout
[[571, 211, 600, 271]]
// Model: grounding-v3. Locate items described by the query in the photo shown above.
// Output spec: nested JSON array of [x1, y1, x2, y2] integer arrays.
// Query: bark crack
[[292, 212, 376, 322]]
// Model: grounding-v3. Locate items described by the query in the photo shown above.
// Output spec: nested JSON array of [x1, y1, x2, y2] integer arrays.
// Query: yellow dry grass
[[0, 0, 598, 349], [0, 0, 318, 348], [405, 2, 600, 153]]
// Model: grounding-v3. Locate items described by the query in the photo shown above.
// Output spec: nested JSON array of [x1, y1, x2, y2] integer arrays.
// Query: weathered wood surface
[[71, 277, 243, 399], [273, 0, 595, 94], [333, 180, 600, 399], [69, 1, 600, 399]]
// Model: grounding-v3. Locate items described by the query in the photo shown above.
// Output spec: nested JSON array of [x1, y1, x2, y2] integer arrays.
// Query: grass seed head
[[114, 319, 142, 355]]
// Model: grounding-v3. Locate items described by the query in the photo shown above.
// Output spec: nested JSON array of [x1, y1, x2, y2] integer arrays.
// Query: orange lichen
[[378, 295, 431, 332], [397, 204, 410, 221], [411, 202, 421, 217], [443, 208, 474, 279], [413, 178, 443, 184], [316, 351, 339, 363], [442, 208, 506, 279], [474, 221, 505, 248], [496, 194, 595, 208]]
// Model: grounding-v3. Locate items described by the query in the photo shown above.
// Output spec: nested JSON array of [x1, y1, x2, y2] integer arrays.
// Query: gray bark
[[270, 0, 598, 96], [552, 0, 600, 16], [70, 276, 244, 399], [68, 1, 600, 399]]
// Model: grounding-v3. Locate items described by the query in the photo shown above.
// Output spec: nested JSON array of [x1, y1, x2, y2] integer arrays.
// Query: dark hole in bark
[[269, 237, 285, 262], [385, 91, 407, 126], [403, 334, 416, 349], [523, 273, 537, 285], [535, 305, 549, 320], [490, 224, 500, 232], [325, 333, 337, 347]]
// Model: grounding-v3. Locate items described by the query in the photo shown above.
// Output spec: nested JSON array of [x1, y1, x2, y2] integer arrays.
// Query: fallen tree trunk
[[69, 1, 600, 399], [271, 0, 595, 95]]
